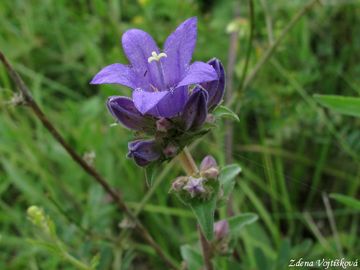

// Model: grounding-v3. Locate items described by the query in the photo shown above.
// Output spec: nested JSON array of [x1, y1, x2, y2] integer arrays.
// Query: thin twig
[[0, 51, 179, 270]]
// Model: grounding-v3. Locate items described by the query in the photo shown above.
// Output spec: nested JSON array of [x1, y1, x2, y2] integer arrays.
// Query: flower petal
[[90, 63, 136, 88], [201, 58, 225, 110], [127, 139, 161, 166], [151, 87, 189, 117], [122, 29, 165, 90], [176, 61, 218, 88], [182, 88, 208, 130], [132, 88, 168, 115], [107, 96, 154, 131], [163, 17, 197, 87]]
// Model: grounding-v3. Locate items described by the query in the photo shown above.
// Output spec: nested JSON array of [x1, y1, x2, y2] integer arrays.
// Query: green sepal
[[213, 105, 240, 122]]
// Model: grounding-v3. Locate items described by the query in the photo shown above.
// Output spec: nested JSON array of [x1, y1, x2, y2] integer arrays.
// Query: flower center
[[147, 51, 167, 91], [147, 51, 167, 63]]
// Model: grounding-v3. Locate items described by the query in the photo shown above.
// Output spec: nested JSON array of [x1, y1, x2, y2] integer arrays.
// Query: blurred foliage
[[0, 0, 360, 269]]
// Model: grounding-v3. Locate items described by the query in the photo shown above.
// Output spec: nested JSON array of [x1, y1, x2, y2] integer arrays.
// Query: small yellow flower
[[132, 15, 144, 25], [138, 0, 149, 7]]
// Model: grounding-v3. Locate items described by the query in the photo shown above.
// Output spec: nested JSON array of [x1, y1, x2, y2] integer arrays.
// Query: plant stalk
[[177, 147, 213, 270], [177, 146, 198, 175]]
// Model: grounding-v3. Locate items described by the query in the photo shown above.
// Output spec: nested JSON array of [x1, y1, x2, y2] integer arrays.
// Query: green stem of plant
[[177, 146, 198, 175]]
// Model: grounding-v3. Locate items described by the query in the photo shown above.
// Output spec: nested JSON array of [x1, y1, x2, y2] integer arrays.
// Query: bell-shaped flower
[[107, 96, 155, 132], [91, 17, 218, 118], [194, 58, 225, 110], [181, 88, 208, 131], [127, 139, 161, 166]]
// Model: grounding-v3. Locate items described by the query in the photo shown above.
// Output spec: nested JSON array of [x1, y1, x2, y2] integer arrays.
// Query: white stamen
[[148, 51, 167, 63]]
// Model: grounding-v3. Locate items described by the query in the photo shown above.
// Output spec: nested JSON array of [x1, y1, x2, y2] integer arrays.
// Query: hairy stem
[[0, 51, 179, 270], [198, 226, 214, 270], [177, 146, 198, 175]]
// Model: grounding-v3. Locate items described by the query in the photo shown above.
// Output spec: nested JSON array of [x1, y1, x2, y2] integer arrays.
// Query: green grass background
[[0, 0, 359, 269]]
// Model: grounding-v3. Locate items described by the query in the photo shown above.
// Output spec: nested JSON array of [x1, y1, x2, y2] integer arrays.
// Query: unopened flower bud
[[183, 177, 205, 197], [27, 206, 45, 226], [163, 143, 179, 158], [107, 96, 155, 131], [182, 88, 208, 131], [200, 155, 218, 171], [156, 117, 172, 132], [202, 167, 219, 179], [171, 176, 188, 191], [9, 93, 25, 106], [214, 220, 229, 240], [83, 151, 96, 166], [205, 114, 216, 124], [127, 139, 161, 167]]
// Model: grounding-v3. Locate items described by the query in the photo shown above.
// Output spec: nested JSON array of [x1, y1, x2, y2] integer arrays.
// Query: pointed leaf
[[219, 164, 242, 197], [254, 247, 270, 270], [314, 94, 360, 118], [189, 196, 217, 241], [329, 193, 360, 210], [227, 213, 258, 238], [213, 105, 240, 122]]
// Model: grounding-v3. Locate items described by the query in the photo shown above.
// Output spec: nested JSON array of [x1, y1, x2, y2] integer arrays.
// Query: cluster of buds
[[27, 205, 55, 235], [91, 17, 225, 167], [170, 155, 220, 198]]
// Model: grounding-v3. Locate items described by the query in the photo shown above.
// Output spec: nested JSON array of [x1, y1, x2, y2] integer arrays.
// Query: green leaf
[[314, 94, 360, 118], [90, 253, 100, 270], [189, 196, 217, 241], [329, 193, 360, 210], [213, 105, 240, 122], [219, 164, 242, 197], [227, 213, 258, 238], [254, 247, 270, 270], [276, 239, 291, 268], [180, 245, 203, 270]]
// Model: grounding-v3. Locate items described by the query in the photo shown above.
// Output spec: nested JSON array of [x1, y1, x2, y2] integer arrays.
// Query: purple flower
[[214, 220, 229, 240], [107, 96, 154, 131], [91, 17, 218, 118], [200, 155, 218, 171], [194, 58, 225, 110], [182, 88, 208, 131], [200, 155, 219, 179], [127, 139, 161, 166], [183, 177, 206, 197]]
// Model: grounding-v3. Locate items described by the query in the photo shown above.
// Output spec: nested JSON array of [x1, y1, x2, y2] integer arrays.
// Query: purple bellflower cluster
[[91, 17, 225, 166]]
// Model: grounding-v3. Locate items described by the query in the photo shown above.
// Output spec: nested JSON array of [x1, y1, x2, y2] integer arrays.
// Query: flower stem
[[177, 146, 198, 175], [177, 147, 213, 270], [198, 226, 214, 270]]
